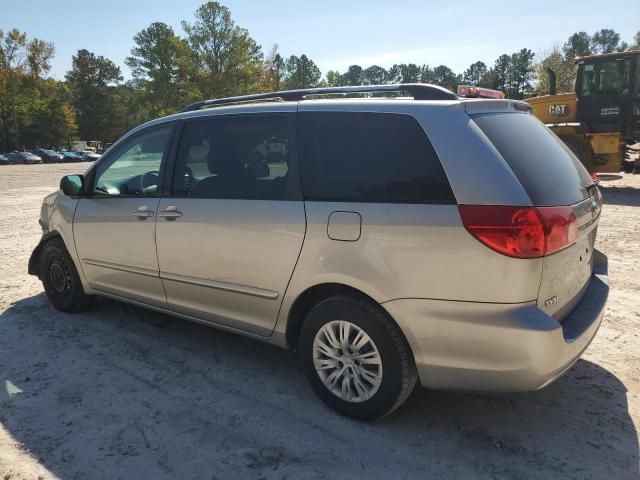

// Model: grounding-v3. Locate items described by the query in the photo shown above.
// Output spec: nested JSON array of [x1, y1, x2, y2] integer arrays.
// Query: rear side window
[[299, 112, 455, 204], [172, 115, 298, 200], [473, 113, 593, 206]]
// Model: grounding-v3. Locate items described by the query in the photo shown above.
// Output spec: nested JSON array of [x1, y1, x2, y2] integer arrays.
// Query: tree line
[[1, 1, 638, 152]]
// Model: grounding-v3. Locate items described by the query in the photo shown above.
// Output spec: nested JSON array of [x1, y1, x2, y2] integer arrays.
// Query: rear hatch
[[472, 111, 601, 321]]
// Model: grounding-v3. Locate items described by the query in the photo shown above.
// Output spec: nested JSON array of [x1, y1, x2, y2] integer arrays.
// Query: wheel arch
[[284, 282, 412, 356], [28, 231, 63, 277]]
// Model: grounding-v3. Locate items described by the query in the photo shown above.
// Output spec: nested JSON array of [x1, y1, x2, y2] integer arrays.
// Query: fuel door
[[327, 211, 361, 241]]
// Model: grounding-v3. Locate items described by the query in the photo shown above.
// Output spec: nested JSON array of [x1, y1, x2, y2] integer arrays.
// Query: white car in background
[[78, 150, 101, 162]]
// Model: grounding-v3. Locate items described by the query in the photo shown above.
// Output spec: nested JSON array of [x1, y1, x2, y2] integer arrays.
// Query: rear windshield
[[473, 113, 593, 206]]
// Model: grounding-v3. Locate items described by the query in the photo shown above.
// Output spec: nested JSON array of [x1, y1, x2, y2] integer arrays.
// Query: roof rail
[[181, 83, 458, 112]]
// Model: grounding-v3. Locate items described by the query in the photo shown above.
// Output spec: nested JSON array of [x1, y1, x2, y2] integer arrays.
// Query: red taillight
[[537, 206, 578, 255], [459, 205, 578, 258], [458, 205, 545, 258]]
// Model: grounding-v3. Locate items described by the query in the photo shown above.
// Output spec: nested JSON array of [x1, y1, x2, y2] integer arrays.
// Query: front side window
[[93, 126, 172, 196], [580, 64, 596, 97], [173, 115, 294, 200], [299, 111, 455, 204]]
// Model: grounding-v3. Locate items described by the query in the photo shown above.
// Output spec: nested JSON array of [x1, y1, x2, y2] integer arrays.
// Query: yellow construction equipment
[[526, 51, 640, 173]]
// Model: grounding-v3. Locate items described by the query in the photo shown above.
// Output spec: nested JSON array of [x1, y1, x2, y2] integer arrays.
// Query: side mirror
[[60, 175, 85, 196]]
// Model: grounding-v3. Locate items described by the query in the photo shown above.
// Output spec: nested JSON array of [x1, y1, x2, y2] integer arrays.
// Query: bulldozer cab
[[575, 51, 640, 142]]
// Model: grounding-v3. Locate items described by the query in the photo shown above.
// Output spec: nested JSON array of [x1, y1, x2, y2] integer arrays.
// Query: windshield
[[580, 58, 631, 96]]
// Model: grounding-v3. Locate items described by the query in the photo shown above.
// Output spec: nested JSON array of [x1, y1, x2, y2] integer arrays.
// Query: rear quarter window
[[473, 113, 593, 206], [299, 111, 455, 204]]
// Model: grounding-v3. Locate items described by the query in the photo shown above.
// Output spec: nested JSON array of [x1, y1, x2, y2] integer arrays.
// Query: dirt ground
[[0, 163, 638, 480]]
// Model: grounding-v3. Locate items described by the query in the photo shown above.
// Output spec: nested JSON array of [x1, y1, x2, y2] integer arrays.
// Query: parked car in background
[[78, 150, 101, 162], [0, 154, 9, 165], [6, 152, 43, 164], [61, 151, 85, 163], [33, 149, 64, 163]]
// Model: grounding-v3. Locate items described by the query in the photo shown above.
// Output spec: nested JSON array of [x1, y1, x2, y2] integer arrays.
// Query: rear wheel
[[300, 295, 417, 420], [40, 238, 92, 312]]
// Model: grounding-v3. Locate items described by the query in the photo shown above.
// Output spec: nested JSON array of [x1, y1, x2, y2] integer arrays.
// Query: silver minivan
[[29, 84, 608, 419]]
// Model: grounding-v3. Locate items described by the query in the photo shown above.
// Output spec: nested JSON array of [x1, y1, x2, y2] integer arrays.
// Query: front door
[[73, 125, 174, 307], [155, 112, 306, 336]]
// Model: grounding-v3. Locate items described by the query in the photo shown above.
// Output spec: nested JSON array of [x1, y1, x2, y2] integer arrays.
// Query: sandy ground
[[0, 163, 639, 480]]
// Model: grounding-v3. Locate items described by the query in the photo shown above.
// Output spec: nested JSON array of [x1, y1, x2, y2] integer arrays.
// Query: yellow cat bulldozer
[[526, 51, 640, 173]]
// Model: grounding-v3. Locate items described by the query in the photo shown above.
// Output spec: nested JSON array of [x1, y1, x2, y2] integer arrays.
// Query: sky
[[1, 0, 638, 80]]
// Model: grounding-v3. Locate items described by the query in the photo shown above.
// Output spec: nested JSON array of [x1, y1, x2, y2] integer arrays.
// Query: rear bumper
[[383, 250, 608, 392]]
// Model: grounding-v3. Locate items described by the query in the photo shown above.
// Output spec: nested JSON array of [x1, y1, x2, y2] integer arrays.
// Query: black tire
[[40, 238, 92, 312], [299, 294, 417, 420], [623, 160, 635, 174]]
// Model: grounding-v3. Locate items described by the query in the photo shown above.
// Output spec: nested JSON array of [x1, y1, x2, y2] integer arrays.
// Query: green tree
[[490, 54, 511, 92], [419, 65, 434, 83], [0, 29, 61, 151], [263, 44, 286, 90], [0, 29, 28, 150], [342, 65, 364, 85], [282, 54, 321, 89], [363, 65, 387, 84], [125, 22, 188, 116], [536, 46, 575, 95], [388, 63, 421, 83], [508, 48, 535, 99], [463, 61, 487, 85], [478, 68, 497, 88], [325, 70, 345, 87], [431, 65, 459, 91], [111, 82, 149, 133], [26, 38, 54, 79], [591, 28, 623, 54], [182, 1, 263, 97], [631, 31, 640, 50], [0, 28, 27, 72], [65, 49, 123, 142], [22, 80, 77, 149], [563, 32, 592, 59]]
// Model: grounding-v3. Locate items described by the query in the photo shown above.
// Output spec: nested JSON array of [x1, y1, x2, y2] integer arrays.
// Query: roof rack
[[181, 83, 458, 112]]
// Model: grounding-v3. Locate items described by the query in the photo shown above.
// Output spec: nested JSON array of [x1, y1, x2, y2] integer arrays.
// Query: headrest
[[246, 161, 270, 179], [208, 143, 243, 177]]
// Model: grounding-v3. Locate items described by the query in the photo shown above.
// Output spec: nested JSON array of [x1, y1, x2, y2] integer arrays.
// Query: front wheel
[[300, 295, 417, 420], [40, 238, 92, 312]]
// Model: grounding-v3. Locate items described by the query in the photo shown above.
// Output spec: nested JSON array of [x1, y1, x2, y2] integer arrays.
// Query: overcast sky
[[2, 0, 638, 80]]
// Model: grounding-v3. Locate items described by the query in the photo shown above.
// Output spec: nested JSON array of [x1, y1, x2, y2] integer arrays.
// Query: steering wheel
[[139, 170, 160, 193]]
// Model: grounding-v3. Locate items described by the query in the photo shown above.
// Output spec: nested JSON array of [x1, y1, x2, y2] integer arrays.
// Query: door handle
[[133, 207, 154, 219], [158, 206, 183, 220]]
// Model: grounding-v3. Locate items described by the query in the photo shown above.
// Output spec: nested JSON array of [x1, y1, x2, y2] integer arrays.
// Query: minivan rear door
[[155, 111, 305, 336], [536, 187, 602, 320], [472, 111, 600, 320]]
